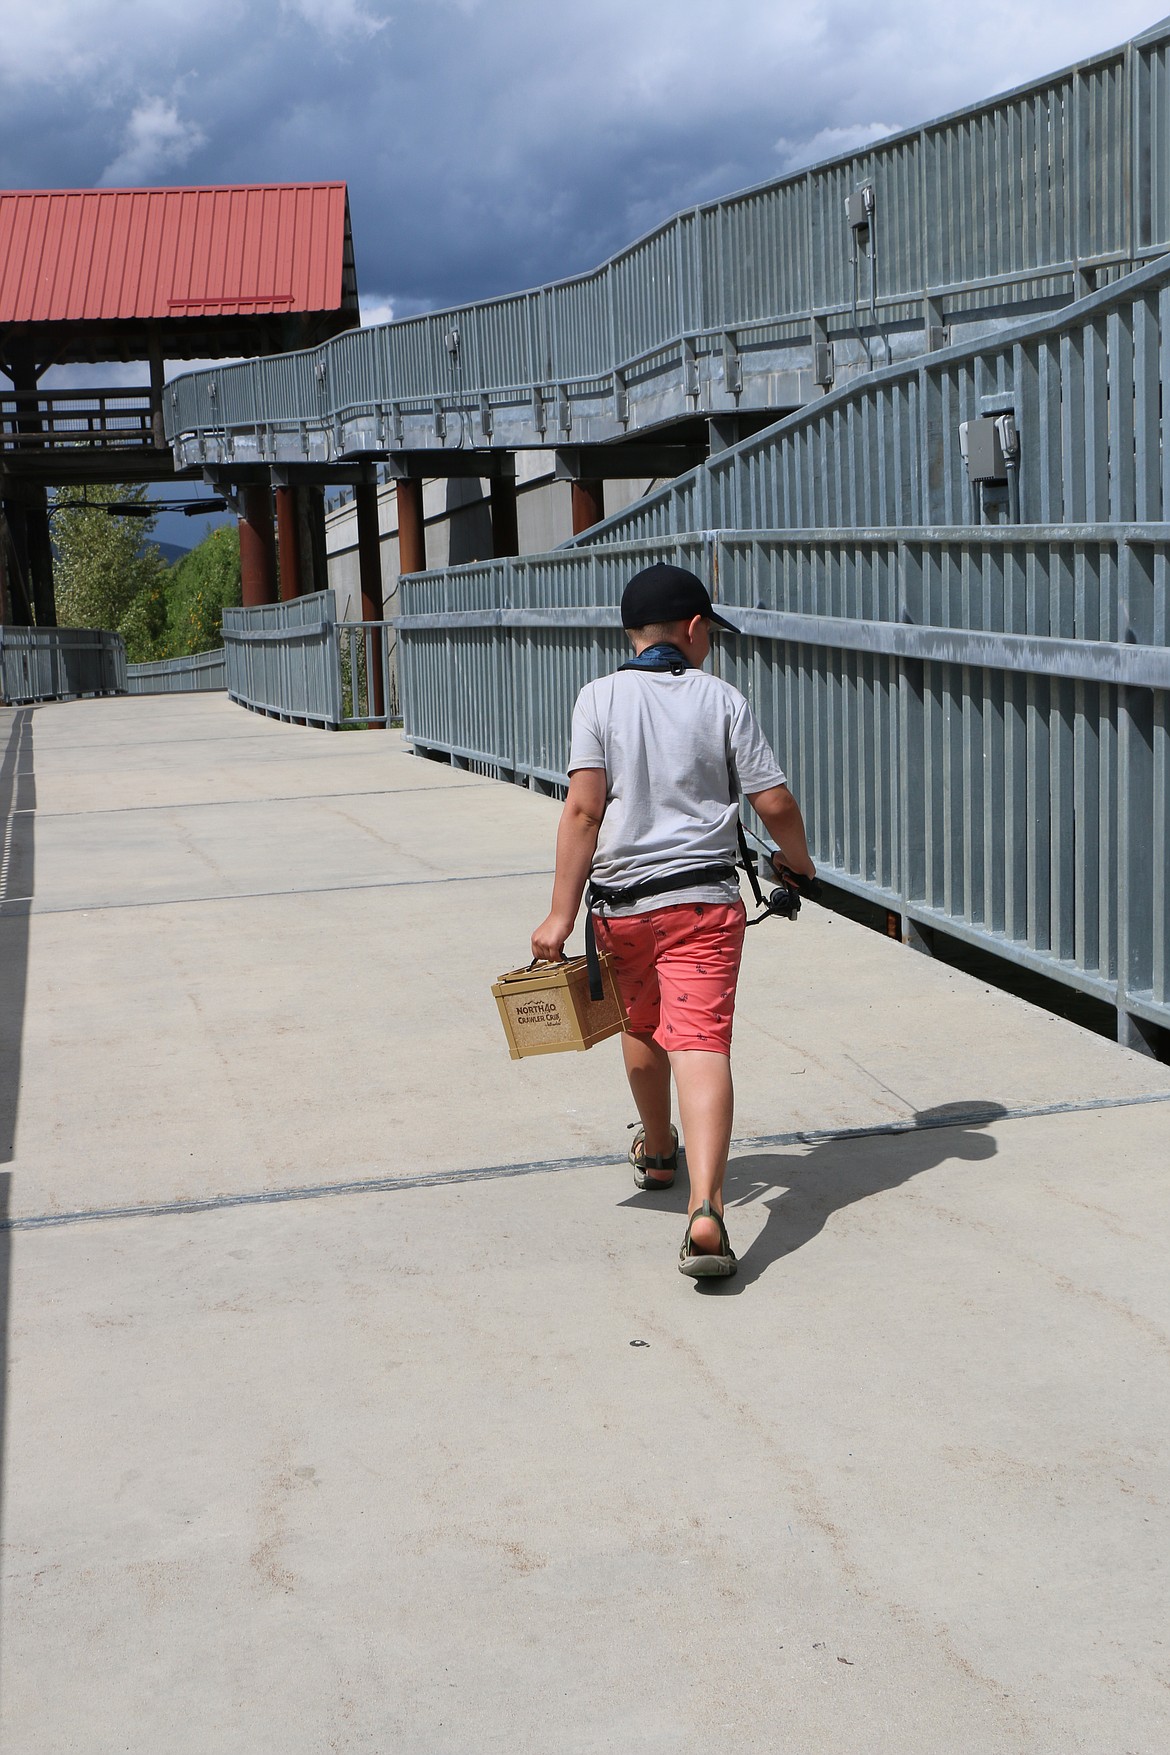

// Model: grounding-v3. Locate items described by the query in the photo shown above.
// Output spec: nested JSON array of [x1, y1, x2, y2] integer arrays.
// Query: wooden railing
[[0, 389, 161, 452]]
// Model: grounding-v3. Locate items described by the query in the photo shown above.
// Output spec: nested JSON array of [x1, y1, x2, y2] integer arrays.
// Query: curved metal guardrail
[[0, 627, 126, 705], [223, 593, 342, 727], [395, 527, 1170, 1052], [221, 592, 397, 727], [126, 649, 227, 694], [166, 21, 1170, 468]]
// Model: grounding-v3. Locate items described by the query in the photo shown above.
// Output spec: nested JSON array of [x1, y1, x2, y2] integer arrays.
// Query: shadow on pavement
[[713, 1101, 1006, 1293], [0, 705, 35, 1698], [621, 1101, 1006, 1293]]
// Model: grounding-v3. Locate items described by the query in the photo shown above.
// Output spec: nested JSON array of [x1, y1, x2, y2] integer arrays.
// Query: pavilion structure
[[0, 182, 360, 624]]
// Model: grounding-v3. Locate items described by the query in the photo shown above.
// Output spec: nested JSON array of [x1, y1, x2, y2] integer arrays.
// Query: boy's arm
[[747, 783, 816, 881], [531, 767, 608, 961]]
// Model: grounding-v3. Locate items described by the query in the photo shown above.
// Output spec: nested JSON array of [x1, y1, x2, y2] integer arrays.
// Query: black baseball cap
[[620, 561, 739, 632]]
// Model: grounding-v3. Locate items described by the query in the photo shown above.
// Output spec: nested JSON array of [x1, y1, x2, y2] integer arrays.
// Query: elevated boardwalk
[[2, 694, 1169, 1748]]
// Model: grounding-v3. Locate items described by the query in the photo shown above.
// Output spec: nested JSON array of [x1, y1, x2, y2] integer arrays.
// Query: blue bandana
[[619, 641, 691, 674]]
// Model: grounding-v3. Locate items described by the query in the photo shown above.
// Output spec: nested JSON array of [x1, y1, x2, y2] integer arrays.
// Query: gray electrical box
[[960, 417, 1007, 482], [845, 189, 871, 232]]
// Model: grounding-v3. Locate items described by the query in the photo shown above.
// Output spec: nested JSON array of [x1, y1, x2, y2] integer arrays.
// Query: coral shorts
[[591, 900, 747, 1055]]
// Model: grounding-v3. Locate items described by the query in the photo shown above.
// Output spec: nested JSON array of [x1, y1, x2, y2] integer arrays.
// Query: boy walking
[[531, 561, 815, 1277]]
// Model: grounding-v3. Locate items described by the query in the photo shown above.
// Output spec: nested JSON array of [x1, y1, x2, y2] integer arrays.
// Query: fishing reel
[[743, 846, 822, 924], [768, 858, 821, 918]]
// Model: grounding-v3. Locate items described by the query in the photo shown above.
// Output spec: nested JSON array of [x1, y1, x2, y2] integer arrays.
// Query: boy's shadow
[[621, 1102, 1005, 1294]]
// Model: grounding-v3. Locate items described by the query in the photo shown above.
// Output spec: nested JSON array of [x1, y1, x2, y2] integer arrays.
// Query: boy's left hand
[[531, 912, 575, 963]]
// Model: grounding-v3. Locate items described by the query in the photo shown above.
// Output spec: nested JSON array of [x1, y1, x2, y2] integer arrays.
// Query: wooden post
[[148, 333, 166, 449], [0, 504, 33, 625]]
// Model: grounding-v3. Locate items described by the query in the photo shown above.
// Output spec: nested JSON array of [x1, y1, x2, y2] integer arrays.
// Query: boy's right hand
[[531, 912, 575, 963], [769, 851, 819, 895]]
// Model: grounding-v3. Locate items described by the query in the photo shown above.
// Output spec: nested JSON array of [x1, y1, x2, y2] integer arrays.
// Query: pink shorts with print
[[591, 900, 747, 1055]]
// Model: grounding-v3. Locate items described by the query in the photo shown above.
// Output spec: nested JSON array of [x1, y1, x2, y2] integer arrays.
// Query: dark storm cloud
[[1, 1, 1164, 320]]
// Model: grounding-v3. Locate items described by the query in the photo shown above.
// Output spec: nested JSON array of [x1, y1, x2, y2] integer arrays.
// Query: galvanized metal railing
[[396, 531, 1170, 1051], [166, 20, 1170, 465], [0, 626, 127, 705], [572, 252, 1170, 546], [221, 593, 399, 727], [126, 649, 227, 694], [223, 593, 341, 726]]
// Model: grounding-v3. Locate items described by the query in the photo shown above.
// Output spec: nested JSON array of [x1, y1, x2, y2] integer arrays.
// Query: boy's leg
[[621, 1031, 674, 1162], [669, 1050, 734, 1251], [592, 911, 675, 1161], [652, 901, 746, 1254]]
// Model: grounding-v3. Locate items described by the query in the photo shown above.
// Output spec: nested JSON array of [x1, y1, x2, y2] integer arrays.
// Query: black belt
[[584, 862, 738, 1000]]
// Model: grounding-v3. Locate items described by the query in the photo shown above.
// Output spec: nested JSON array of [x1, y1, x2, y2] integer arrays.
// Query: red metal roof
[[0, 183, 353, 325]]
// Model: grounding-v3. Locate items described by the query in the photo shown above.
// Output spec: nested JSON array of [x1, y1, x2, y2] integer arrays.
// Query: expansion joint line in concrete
[[3, 1090, 1168, 1234], [0, 865, 556, 918], [11, 780, 484, 821]]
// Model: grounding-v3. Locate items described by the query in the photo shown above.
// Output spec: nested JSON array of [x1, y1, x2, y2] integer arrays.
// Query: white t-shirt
[[568, 666, 787, 914]]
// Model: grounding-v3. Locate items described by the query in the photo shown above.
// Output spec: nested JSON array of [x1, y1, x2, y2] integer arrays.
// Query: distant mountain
[[151, 539, 192, 566]]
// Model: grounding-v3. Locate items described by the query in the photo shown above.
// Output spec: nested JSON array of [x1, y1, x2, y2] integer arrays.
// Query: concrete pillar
[[354, 479, 385, 723], [275, 485, 303, 601], [490, 475, 519, 558], [239, 484, 277, 607], [570, 478, 604, 534], [396, 478, 426, 575]]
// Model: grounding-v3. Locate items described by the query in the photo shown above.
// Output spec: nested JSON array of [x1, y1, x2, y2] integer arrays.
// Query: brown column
[[395, 478, 426, 575], [297, 483, 329, 596], [570, 478, 604, 534], [354, 479, 385, 723], [275, 486, 303, 600], [239, 484, 277, 607], [490, 474, 519, 558]]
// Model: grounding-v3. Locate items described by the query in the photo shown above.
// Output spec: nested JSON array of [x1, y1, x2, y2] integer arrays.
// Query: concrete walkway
[[2, 692, 1168, 1753]]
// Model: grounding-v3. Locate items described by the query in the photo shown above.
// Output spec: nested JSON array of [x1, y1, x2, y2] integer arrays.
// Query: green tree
[[52, 483, 168, 660], [162, 523, 241, 655]]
